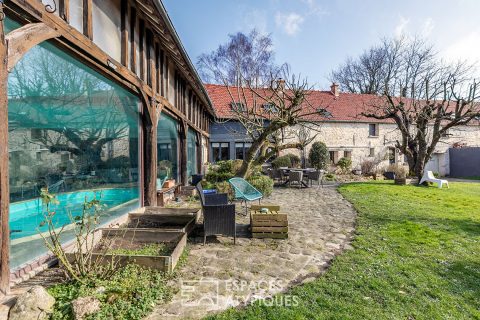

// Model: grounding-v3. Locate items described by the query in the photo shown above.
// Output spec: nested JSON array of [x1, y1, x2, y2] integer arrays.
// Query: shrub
[[309, 142, 329, 170], [49, 264, 172, 320], [386, 164, 408, 178], [215, 181, 234, 200], [325, 173, 337, 181], [247, 175, 274, 197], [285, 153, 301, 168], [205, 160, 236, 183], [205, 171, 235, 183], [271, 156, 291, 169], [360, 159, 376, 176], [337, 157, 352, 173]]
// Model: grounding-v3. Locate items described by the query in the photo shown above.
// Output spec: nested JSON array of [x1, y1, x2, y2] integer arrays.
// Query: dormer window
[[230, 102, 245, 112], [317, 108, 333, 118]]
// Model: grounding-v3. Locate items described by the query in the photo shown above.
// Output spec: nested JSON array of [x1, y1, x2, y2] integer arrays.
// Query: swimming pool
[[9, 187, 139, 241]]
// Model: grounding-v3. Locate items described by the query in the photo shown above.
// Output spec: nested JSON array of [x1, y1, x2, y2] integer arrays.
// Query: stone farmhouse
[[205, 83, 480, 176]]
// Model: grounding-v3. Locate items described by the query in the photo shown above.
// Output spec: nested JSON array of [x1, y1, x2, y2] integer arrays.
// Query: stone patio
[[146, 184, 357, 319]]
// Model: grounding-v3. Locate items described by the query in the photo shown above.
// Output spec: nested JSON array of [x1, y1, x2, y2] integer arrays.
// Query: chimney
[[276, 78, 286, 92], [330, 82, 339, 97]]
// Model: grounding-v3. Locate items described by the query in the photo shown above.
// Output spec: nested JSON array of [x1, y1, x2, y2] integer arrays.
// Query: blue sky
[[163, 0, 480, 89]]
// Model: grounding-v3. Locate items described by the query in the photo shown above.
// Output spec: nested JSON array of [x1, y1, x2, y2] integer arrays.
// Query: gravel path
[[147, 184, 357, 319]]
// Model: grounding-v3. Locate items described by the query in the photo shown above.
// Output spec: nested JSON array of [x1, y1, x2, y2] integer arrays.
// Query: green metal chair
[[228, 177, 263, 215]]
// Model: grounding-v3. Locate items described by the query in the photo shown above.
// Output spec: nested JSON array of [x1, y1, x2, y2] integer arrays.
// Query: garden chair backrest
[[426, 171, 435, 179], [228, 177, 262, 199], [308, 170, 323, 180], [289, 170, 303, 182]]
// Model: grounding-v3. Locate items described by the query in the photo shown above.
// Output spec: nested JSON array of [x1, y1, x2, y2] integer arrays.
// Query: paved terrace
[[147, 184, 357, 319]]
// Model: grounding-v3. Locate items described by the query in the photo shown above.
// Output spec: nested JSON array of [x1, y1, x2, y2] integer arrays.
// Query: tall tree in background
[[332, 36, 479, 179], [330, 36, 471, 96], [197, 29, 286, 87], [224, 73, 326, 177]]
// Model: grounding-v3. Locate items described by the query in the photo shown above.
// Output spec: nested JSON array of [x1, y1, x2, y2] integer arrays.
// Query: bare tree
[[332, 36, 479, 180], [223, 73, 326, 177], [197, 29, 286, 87], [362, 75, 480, 180], [330, 36, 472, 97]]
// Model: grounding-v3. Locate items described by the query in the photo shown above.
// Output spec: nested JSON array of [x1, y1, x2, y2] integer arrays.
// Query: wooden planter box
[[178, 186, 197, 197], [394, 177, 407, 185], [65, 229, 186, 272], [250, 213, 288, 239], [128, 207, 200, 234]]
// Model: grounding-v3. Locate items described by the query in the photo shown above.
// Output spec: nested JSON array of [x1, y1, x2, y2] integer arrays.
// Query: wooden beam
[[120, 0, 128, 67], [83, 0, 93, 40], [136, 87, 157, 206], [0, 18, 10, 296], [139, 19, 145, 81], [129, 6, 136, 73], [6, 23, 60, 71], [180, 120, 188, 185]]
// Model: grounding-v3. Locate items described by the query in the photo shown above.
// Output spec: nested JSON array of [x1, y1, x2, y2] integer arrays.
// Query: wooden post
[[196, 132, 202, 175], [144, 119, 158, 206], [120, 0, 128, 67], [138, 88, 158, 207], [180, 120, 188, 185], [83, 0, 93, 40], [0, 18, 10, 296]]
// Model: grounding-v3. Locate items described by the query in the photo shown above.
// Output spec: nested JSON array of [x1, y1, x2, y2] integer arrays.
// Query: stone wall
[[280, 122, 480, 173]]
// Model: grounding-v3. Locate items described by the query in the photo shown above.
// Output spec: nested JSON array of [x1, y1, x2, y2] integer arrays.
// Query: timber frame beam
[[0, 18, 60, 295], [5, 0, 212, 137]]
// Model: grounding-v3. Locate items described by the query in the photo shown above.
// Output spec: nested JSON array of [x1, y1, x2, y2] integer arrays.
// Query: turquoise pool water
[[9, 187, 139, 240]]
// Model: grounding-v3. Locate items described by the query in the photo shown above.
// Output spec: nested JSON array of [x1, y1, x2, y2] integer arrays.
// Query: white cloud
[[442, 31, 480, 65], [275, 12, 305, 36], [301, 0, 329, 17], [421, 17, 435, 37], [394, 16, 410, 38]]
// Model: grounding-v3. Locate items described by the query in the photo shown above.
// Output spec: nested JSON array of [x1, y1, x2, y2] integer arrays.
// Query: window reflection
[[7, 39, 140, 269]]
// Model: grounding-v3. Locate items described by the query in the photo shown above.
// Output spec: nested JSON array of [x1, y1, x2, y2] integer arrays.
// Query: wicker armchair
[[307, 170, 324, 188], [288, 170, 304, 188], [196, 182, 236, 245]]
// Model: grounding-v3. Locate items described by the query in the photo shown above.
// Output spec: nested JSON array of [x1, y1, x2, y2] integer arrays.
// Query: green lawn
[[207, 182, 480, 320]]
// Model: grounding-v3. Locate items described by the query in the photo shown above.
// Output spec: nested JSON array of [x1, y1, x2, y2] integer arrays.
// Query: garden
[[206, 181, 480, 320]]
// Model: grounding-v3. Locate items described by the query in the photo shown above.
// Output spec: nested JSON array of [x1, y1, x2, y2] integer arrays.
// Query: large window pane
[[4, 17, 21, 33], [157, 114, 179, 184], [8, 40, 141, 269], [92, 0, 121, 61], [187, 129, 197, 179], [69, 0, 84, 33]]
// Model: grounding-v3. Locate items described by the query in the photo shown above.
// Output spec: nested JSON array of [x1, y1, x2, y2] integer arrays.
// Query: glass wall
[[187, 128, 197, 179], [157, 113, 179, 186], [7, 37, 141, 269]]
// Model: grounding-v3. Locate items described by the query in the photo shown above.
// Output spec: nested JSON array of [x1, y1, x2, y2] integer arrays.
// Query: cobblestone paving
[[147, 184, 357, 320]]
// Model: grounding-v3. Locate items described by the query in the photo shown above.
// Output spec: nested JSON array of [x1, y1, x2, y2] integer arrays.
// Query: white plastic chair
[[419, 171, 449, 188]]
